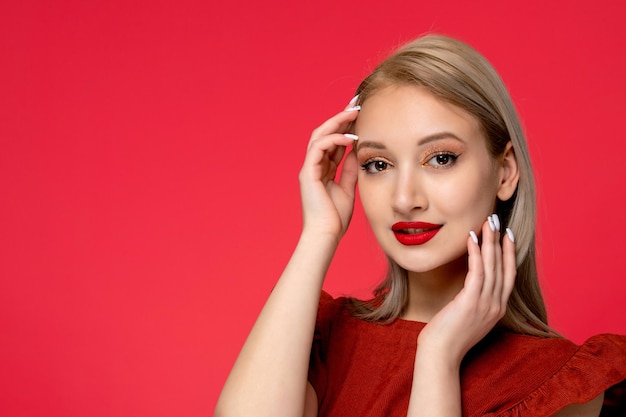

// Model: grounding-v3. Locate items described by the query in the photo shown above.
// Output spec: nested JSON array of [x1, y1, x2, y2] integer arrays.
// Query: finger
[[337, 148, 358, 196], [330, 141, 347, 169], [304, 133, 355, 165], [302, 134, 356, 180], [479, 217, 497, 298], [308, 108, 360, 147], [345, 94, 360, 110], [501, 227, 517, 305], [491, 215, 504, 300], [464, 231, 484, 298]]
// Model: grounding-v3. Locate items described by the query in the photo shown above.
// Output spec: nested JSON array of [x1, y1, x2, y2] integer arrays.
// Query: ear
[[497, 141, 520, 201]]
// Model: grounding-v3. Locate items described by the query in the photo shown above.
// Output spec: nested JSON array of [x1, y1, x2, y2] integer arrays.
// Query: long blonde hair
[[349, 34, 555, 337]]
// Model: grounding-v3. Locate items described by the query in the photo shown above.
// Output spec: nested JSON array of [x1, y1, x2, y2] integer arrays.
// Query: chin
[[386, 248, 469, 276]]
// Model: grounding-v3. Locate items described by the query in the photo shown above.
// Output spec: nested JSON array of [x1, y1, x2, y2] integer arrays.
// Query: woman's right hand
[[299, 103, 360, 240], [215, 102, 361, 417]]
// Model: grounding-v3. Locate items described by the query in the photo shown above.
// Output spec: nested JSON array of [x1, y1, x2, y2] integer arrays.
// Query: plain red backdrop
[[1, 1, 625, 416]]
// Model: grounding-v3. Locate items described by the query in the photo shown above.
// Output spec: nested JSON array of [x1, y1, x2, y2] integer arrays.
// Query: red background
[[1, 1, 625, 416]]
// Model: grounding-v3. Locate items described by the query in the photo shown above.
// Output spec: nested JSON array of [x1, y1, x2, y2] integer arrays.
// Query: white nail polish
[[487, 216, 496, 232], [346, 105, 361, 112], [349, 94, 359, 105], [492, 213, 501, 231], [506, 228, 515, 243], [344, 133, 359, 140], [469, 230, 479, 244]]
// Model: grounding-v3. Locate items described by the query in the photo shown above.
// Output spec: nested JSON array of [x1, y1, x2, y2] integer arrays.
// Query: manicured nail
[[346, 105, 361, 112], [492, 213, 501, 231], [506, 228, 515, 243], [469, 230, 479, 244], [487, 216, 496, 232], [344, 133, 359, 140], [349, 94, 359, 105]]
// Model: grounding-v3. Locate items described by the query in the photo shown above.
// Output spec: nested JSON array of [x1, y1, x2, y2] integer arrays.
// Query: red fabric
[[309, 292, 626, 417]]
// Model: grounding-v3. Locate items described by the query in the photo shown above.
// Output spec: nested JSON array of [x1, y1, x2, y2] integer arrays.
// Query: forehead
[[354, 85, 485, 147]]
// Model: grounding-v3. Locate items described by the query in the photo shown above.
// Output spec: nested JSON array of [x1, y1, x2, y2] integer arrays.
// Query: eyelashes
[[360, 151, 460, 174], [424, 152, 459, 168], [361, 159, 391, 173]]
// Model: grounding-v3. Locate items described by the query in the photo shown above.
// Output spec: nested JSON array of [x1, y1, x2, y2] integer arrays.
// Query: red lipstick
[[392, 222, 442, 245]]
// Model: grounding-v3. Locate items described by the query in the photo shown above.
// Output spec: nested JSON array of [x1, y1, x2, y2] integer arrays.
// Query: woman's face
[[354, 84, 505, 275]]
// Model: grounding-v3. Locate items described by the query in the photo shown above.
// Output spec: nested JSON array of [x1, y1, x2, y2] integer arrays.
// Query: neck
[[401, 254, 467, 322]]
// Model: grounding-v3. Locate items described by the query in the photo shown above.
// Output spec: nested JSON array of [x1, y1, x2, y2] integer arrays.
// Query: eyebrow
[[356, 132, 463, 152]]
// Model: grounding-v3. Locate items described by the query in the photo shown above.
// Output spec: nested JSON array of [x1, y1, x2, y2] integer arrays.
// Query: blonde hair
[[349, 34, 555, 337]]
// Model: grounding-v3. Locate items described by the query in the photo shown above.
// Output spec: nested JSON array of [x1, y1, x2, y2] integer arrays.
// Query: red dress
[[308, 292, 626, 416]]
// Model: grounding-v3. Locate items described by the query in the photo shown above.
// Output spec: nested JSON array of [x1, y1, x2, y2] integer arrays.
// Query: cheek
[[358, 182, 387, 225], [429, 169, 499, 217]]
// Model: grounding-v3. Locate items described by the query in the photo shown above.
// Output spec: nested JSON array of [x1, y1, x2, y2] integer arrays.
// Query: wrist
[[300, 227, 342, 248], [415, 343, 463, 372]]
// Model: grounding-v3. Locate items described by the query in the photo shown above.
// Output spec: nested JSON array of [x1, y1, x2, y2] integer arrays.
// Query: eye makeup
[[419, 140, 465, 167], [356, 138, 465, 170]]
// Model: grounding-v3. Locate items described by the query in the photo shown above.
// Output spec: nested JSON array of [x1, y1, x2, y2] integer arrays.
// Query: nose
[[391, 168, 426, 215]]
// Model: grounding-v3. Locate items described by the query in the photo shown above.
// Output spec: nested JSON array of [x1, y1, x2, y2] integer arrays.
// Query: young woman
[[215, 35, 626, 417]]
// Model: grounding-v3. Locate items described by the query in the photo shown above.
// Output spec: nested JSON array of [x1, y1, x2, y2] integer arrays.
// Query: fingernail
[[349, 94, 359, 105], [506, 228, 515, 243], [344, 133, 359, 140], [469, 230, 479, 244], [492, 213, 501, 231], [487, 216, 496, 232], [346, 105, 361, 112]]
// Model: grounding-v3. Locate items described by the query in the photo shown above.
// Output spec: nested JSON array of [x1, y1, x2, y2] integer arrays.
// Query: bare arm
[[214, 232, 335, 417], [214, 106, 359, 417]]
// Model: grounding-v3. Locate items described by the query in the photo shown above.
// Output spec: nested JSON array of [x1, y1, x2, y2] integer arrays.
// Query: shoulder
[[314, 291, 422, 341], [308, 291, 362, 408], [311, 291, 355, 363], [461, 331, 626, 416], [313, 291, 351, 337], [316, 291, 346, 320]]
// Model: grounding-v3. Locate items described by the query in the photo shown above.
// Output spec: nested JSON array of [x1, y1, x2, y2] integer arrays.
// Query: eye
[[425, 152, 458, 168], [361, 159, 391, 173]]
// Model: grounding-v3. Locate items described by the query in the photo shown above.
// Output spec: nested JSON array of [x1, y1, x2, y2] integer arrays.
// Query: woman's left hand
[[416, 215, 516, 366]]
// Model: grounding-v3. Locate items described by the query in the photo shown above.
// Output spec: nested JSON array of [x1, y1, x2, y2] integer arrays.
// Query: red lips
[[392, 222, 442, 245]]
